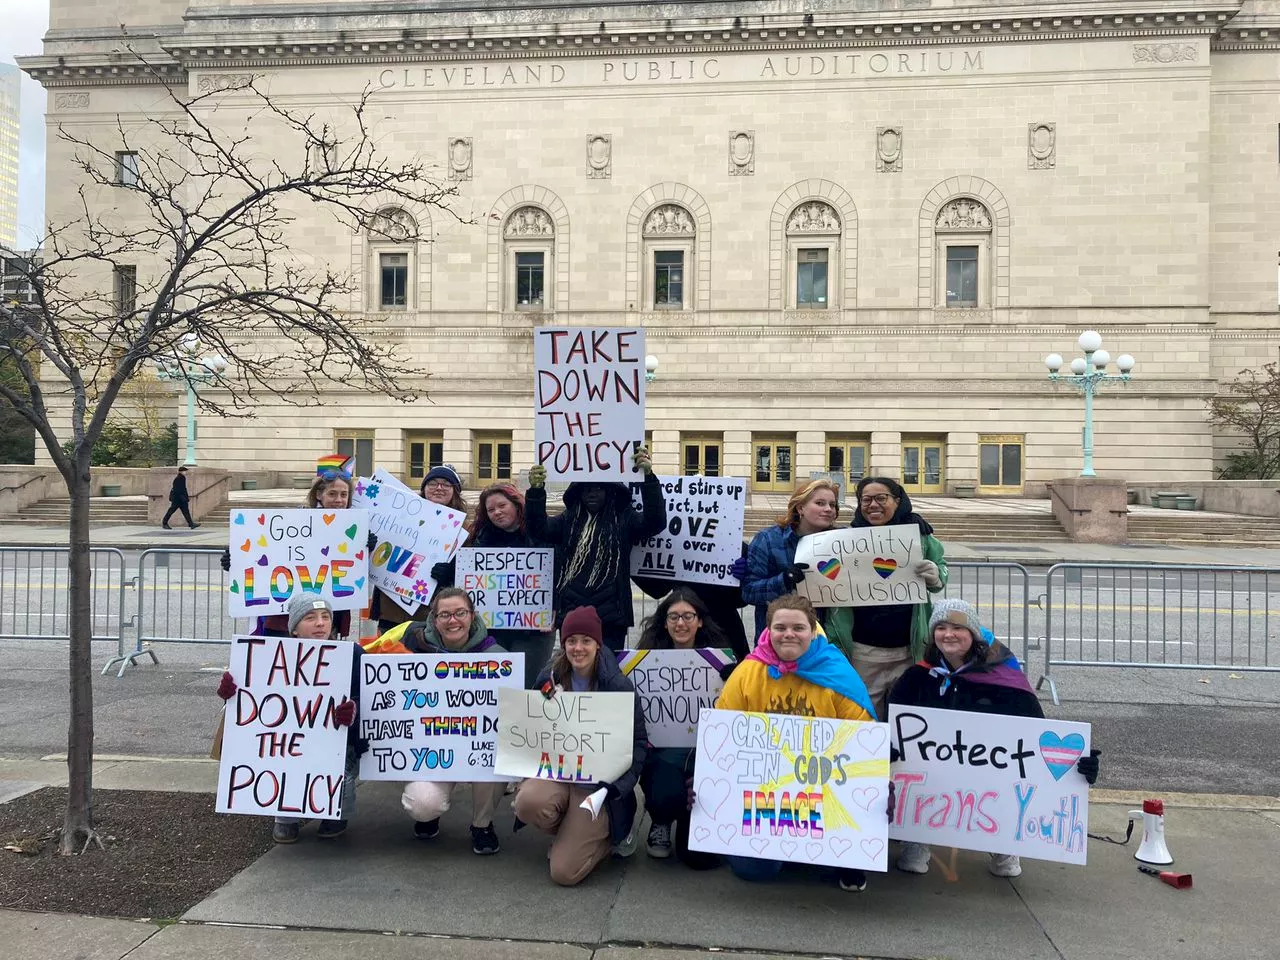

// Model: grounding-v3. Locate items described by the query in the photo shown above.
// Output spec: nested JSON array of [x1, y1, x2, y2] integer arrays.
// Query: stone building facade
[[20, 0, 1280, 495]]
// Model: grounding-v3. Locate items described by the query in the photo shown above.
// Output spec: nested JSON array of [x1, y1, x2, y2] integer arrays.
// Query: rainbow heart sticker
[[1038, 731, 1086, 781], [872, 558, 897, 579], [816, 558, 842, 580]]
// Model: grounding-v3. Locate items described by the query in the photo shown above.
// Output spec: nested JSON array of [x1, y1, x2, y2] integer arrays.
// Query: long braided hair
[[559, 486, 625, 592]]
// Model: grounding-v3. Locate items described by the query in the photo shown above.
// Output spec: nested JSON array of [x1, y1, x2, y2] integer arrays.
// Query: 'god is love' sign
[[688, 708, 891, 871], [888, 705, 1092, 865], [793, 525, 927, 608], [534, 326, 645, 482], [226, 508, 369, 617]]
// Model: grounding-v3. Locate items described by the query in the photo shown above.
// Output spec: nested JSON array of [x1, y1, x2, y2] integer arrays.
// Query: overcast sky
[[3, 2, 50, 248]]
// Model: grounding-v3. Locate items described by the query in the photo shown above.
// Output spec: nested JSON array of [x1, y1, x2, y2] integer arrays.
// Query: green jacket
[[824, 534, 948, 662]]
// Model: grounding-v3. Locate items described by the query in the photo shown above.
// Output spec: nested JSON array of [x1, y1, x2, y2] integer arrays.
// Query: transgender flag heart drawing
[[1038, 731, 1085, 780]]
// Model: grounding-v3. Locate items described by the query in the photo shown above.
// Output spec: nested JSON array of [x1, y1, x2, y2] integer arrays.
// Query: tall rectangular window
[[115, 152, 138, 187], [681, 435, 722, 477], [515, 252, 545, 307], [405, 432, 444, 484], [654, 251, 684, 307], [474, 433, 513, 482], [979, 435, 1024, 491], [113, 265, 137, 313], [945, 245, 979, 307], [335, 431, 374, 478], [796, 249, 828, 307], [379, 253, 408, 308]]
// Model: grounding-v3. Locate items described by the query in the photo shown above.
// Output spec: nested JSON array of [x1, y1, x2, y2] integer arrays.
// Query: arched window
[[934, 197, 992, 309], [785, 201, 841, 310], [367, 206, 418, 310], [642, 203, 695, 309], [504, 204, 555, 310]]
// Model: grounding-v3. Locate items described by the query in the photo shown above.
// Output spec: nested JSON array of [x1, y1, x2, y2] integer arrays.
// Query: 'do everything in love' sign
[[888, 705, 1092, 865], [227, 508, 369, 617], [793, 525, 926, 608], [688, 708, 891, 870]]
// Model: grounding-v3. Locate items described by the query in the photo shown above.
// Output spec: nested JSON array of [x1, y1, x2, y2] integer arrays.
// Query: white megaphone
[[1128, 798, 1173, 865]]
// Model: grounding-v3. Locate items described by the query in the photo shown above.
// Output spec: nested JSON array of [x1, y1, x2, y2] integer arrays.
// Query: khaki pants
[[401, 780, 501, 828], [513, 780, 611, 887], [850, 642, 915, 721]]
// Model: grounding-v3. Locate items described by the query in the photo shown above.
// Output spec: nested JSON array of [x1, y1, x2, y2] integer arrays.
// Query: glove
[[718, 661, 738, 683], [528, 465, 547, 488], [890, 745, 903, 763], [1077, 748, 1101, 785], [219, 548, 231, 572], [632, 446, 653, 475], [429, 562, 452, 584], [334, 698, 357, 728], [686, 776, 696, 813], [729, 556, 748, 581], [913, 559, 942, 590], [216, 671, 237, 701], [782, 562, 810, 589], [356, 737, 371, 757], [886, 780, 896, 823], [366, 532, 377, 552]]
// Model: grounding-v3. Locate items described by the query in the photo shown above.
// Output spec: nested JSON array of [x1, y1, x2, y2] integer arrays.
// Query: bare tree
[[1207, 361, 1280, 480], [0, 69, 454, 853]]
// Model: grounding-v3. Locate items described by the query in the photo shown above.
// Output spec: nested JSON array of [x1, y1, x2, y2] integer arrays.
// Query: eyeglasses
[[424, 479, 454, 491], [434, 610, 471, 621], [859, 493, 894, 507], [665, 612, 699, 624]]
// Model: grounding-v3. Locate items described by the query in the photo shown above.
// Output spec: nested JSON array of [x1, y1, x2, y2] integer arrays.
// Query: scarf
[[920, 630, 1032, 696], [748, 630, 878, 720]]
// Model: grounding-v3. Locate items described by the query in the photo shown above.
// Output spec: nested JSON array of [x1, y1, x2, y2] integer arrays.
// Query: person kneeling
[[512, 606, 649, 886], [887, 599, 1100, 879]]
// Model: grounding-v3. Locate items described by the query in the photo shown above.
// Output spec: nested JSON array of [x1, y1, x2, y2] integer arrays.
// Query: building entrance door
[[901, 438, 945, 495], [752, 436, 795, 492]]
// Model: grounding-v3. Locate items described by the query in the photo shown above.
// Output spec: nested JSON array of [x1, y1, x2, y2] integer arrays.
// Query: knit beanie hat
[[560, 606, 603, 646], [423, 465, 462, 491], [287, 592, 334, 635], [927, 598, 984, 644]]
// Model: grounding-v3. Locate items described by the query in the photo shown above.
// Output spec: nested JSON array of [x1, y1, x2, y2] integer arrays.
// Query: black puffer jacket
[[525, 476, 666, 633], [535, 648, 650, 845]]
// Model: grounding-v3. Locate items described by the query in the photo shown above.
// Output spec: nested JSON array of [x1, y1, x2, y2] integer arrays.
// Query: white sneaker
[[897, 842, 931, 874], [646, 822, 673, 859], [988, 853, 1023, 878], [613, 817, 642, 858]]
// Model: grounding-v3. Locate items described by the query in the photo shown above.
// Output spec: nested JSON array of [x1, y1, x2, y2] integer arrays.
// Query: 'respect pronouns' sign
[[616, 647, 733, 748], [533, 326, 645, 481]]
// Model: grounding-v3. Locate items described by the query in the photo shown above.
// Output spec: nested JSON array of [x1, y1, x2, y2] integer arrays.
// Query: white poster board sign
[[351, 469, 467, 614], [793, 525, 926, 608], [889, 705, 1092, 865], [358, 653, 525, 782], [495, 687, 636, 784], [226, 508, 369, 617], [533, 326, 645, 482], [616, 647, 734, 748], [216, 635, 354, 817], [630, 476, 747, 586], [688, 708, 891, 871], [456, 547, 555, 631]]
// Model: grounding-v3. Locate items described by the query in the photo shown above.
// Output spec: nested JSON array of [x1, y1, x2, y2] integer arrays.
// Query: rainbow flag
[[316, 453, 354, 476]]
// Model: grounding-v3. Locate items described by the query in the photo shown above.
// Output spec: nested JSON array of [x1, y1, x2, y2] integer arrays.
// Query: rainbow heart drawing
[[816, 558, 842, 580], [872, 557, 897, 579], [1038, 731, 1086, 781]]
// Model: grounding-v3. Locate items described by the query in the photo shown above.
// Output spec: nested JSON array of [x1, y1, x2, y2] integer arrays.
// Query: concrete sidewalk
[[5, 517, 1280, 567], [3, 759, 1278, 960]]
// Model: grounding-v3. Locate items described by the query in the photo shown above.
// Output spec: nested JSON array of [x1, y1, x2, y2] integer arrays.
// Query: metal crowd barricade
[[0, 546, 126, 644], [942, 561, 1035, 665], [1038, 562, 1280, 705]]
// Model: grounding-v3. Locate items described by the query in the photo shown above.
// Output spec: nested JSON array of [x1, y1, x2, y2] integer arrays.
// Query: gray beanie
[[287, 592, 334, 635], [927, 598, 984, 644]]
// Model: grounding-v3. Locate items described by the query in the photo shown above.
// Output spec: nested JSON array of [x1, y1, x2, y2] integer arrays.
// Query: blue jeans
[[727, 855, 785, 882]]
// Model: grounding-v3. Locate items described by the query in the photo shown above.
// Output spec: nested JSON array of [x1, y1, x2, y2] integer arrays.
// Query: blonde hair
[[776, 478, 841, 529]]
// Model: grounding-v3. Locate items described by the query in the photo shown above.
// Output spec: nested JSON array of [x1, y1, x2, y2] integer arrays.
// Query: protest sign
[[888, 705, 1092, 865], [534, 326, 645, 482], [456, 547, 555, 631], [630, 475, 747, 586], [215, 635, 354, 818], [495, 687, 636, 783], [688, 708, 891, 871], [358, 652, 525, 782], [793, 525, 926, 608], [226, 508, 369, 617], [351, 469, 467, 613], [616, 648, 733, 748]]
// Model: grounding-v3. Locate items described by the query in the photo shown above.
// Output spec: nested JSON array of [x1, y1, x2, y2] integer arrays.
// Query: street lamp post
[[1044, 330, 1135, 478], [157, 336, 229, 467]]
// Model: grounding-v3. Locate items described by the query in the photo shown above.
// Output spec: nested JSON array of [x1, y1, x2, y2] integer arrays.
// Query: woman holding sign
[[716, 594, 877, 891], [742, 479, 842, 642], [513, 605, 649, 886], [848, 477, 947, 719], [887, 599, 1100, 878]]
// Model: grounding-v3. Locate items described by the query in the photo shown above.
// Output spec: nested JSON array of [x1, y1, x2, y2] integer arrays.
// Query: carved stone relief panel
[[504, 205, 555, 237], [369, 206, 417, 242], [935, 198, 992, 231], [786, 201, 841, 234], [448, 137, 473, 181], [642, 203, 695, 237], [1028, 122, 1056, 169], [196, 74, 253, 93], [53, 92, 90, 109], [586, 135, 612, 179], [877, 126, 903, 173], [1132, 43, 1198, 63], [728, 130, 755, 176]]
